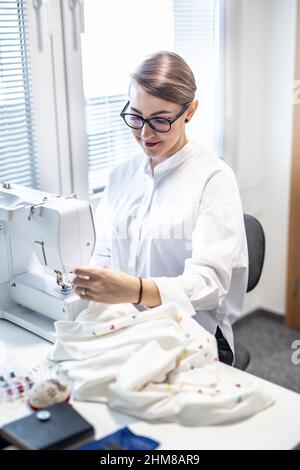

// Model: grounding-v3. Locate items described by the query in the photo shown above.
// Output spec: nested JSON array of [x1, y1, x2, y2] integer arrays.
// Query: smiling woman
[[74, 51, 248, 368], [122, 52, 198, 165]]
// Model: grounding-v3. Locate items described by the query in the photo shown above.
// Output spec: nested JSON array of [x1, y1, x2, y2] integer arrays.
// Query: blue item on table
[[77, 426, 160, 450]]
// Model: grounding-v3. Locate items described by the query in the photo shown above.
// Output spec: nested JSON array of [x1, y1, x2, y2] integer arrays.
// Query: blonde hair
[[130, 51, 196, 105]]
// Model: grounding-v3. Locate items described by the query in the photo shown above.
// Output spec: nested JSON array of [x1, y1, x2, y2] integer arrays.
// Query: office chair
[[233, 214, 266, 370]]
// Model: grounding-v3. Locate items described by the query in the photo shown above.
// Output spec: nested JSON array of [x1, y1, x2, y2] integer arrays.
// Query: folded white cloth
[[49, 302, 274, 426]]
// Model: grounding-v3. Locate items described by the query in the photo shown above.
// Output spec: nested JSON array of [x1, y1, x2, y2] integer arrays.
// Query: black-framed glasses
[[120, 101, 191, 133]]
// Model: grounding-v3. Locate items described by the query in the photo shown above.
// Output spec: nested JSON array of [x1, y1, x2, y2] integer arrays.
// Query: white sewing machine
[[0, 183, 96, 342]]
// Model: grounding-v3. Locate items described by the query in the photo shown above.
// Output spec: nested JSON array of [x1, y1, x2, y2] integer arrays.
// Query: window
[[0, 0, 38, 187], [79, 0, 224, 196], [0, 0, 225, 199]]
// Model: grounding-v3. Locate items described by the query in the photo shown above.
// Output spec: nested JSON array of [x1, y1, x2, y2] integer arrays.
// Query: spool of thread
[[0, 374, 34, 402]]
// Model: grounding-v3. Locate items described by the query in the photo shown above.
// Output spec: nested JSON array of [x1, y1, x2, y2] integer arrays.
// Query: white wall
[[227, 0, 297, 314]]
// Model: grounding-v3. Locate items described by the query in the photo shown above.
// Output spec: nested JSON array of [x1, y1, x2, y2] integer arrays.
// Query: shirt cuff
[[150, 276, 196, 317]]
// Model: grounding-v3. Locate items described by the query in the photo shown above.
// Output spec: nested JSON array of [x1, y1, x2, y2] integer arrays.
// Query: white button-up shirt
[[91, 141, 248, 353]]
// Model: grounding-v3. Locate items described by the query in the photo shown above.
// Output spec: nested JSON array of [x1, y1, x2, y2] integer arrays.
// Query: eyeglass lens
[[124, 115, 170, 132]]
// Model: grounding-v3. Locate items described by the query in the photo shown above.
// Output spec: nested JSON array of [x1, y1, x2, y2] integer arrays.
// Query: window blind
[[86, 93, 134, 194], [82, 0, 224, 195], [0, 0, 38, 188], [173, 0, 224, 158]]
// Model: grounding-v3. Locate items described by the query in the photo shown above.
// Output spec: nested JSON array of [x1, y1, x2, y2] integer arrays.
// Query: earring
[[185, 119, 189, 123]]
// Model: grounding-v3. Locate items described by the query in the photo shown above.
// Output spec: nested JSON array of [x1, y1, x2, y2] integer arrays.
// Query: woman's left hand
[[73, 265, 140, 304]]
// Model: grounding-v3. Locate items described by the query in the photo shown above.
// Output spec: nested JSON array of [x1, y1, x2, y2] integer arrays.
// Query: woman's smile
[[142, 140, 161, 149]]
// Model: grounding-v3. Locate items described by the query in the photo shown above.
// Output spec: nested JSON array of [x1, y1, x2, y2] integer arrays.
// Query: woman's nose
[[141, 122, 156, 139]]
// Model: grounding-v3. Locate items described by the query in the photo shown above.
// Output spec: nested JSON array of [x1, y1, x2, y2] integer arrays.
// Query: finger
[[83, 292, 99, 301], [75, 287, 98, 301], [74, 266, 106, 281], [74, 267, 94, 278], [75, 285, 101, 296], [74, 285, 100, 296], [73, 277, 102, 294], [73, 276, 93, 288]]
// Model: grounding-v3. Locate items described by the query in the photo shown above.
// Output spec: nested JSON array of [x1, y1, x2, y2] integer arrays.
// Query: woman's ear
[[186, 99, 199, 122]]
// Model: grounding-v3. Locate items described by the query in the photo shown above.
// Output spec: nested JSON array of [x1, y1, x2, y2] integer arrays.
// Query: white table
[[0, 319, 299, 450]]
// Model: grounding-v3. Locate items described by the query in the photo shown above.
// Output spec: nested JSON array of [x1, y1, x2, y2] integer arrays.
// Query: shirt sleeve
[[150, 169, 248, 316], [90, 187, 112, 268]]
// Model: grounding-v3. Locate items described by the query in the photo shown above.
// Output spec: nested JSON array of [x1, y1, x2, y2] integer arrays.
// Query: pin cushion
[[28, 379, 70, 410]]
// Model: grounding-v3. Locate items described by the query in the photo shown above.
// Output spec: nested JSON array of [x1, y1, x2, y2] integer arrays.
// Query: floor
[[233, 309, 300, 450], [233, 309, 300, 394]]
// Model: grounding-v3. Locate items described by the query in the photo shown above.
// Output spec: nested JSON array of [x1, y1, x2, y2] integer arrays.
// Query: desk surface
[[0, 319, 299, 450]]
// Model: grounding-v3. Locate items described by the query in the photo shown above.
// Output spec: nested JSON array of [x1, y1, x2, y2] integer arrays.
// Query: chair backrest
[[243, 214, 265, 293]]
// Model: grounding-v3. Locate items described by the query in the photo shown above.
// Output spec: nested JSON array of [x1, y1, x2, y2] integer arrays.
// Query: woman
[[73, 51, 248, 366]]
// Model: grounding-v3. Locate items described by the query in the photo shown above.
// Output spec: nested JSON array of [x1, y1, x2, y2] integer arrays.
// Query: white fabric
[[91, 141, 248, 354], [49, 302, 274, 426]]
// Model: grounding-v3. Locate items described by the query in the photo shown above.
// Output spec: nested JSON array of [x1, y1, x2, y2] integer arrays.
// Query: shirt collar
[[143, 141, 193, 178]]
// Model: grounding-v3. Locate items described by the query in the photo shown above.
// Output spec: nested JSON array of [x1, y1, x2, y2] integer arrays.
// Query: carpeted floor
[[233, 309, 300, 450], [233, 309, 300, 394]]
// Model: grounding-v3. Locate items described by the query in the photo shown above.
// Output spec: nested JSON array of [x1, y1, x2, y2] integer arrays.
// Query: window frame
[[60, 0, 89, 200], [23, 0, 230, 207], [60, 0, 229, 206], [25, 0, 74, 195]]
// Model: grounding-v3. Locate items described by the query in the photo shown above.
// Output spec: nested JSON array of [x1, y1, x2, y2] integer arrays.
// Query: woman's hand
[[73, 266, 141, 304], [73, 266, 162, 307]]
